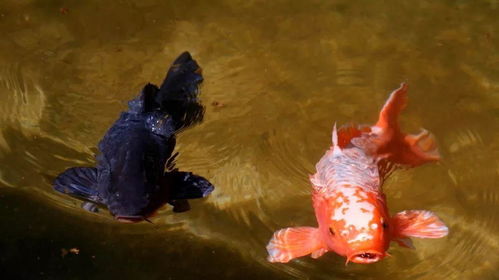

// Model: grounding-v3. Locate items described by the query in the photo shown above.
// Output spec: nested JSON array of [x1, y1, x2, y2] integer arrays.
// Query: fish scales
[[313, 146, 381, 196]]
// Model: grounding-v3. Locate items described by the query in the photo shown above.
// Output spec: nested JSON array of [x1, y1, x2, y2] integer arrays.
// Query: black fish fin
[[142, 83, 160, 112], [53, 167, 101, 204], [157, 51, 203, 102], [170, 199, 191, 213], [127, 83, 160, 113], [156, 52, 205, 129], [168, 171, 214, 200], [81, 201, 99, 213]]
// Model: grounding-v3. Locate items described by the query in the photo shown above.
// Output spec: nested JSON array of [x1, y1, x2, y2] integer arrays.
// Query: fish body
[[53, 52, 214, 222], [267, 84, 448, 264]]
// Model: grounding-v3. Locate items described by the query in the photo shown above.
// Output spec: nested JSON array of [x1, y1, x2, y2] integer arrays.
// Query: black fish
[[53, 52, 214, 223]]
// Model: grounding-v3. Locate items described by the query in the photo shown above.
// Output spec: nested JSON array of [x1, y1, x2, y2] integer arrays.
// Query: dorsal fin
[[337, 124, 368, 148], [142, 83, 160, 112], [329, 123, 373, 149], [331, 123, 344, 156], [332, 122, 339, 147]]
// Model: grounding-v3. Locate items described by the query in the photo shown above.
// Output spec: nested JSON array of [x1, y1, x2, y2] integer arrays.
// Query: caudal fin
[[376, 83, 409, 130], [127, 52, 203, 120], [156, 52, 205, 129], [157, 51, 203, 103], [374, 83, 440, 167], [266, 227, 326, 263]]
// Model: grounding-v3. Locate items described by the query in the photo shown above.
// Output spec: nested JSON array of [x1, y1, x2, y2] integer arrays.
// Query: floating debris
[[69, 248, 80, 255], [211, 101, 226, 108], [59, 8, 69, 15], [61, 247, 79, 257]]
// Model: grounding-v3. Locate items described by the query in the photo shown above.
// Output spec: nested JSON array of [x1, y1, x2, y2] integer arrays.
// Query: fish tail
[[375, 83, 409, 129], [375, 83, 440, 167], [266, 227, 326, 263], [156, 52, 205, 129]]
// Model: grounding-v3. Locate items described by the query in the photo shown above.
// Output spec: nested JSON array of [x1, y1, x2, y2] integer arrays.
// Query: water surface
[[1, 0, 498, 279]]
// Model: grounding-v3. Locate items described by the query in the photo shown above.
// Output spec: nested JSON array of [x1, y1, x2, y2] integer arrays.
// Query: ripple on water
[[0, 65, 45, 144], [0, 65, 95, 198], [1, 1, 499, 278]]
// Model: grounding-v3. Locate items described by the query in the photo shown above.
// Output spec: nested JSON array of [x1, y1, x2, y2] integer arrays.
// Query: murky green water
[[1, 0, 498, 279]]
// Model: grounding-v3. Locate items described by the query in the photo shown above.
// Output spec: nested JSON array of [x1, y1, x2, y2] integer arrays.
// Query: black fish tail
[[53, 167, 100, 203], [156, 52, 205, 129], [157, 51, 203, 101]]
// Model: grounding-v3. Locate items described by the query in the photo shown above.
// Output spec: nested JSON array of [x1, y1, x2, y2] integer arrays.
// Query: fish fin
[[157, 51, 203, 102], [402, 129, 440, 164], [168, 171, 215, 200], [376, 83, 408, 129], [336, 123, 366, 148], [127, 83, 160, 113], [81, 201, 99, 213], [156, 52, 205, 129], [394, 237, 415, 249], [332, 123, 339, 147], [311, 247, 328, 259], [391, 210, 449, 239], [141, 83, 160, 112], [267, 227, 326, 263], [331, 123, 343, 156], [374, 83, 440, 167], [53, 167, 102, 204], [169, 199, 191, 213]]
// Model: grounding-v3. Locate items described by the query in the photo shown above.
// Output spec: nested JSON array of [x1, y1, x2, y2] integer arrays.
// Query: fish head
[[106, 187, 166, 223], [327, 186, 391, 264], [108, 200, 150, 223]]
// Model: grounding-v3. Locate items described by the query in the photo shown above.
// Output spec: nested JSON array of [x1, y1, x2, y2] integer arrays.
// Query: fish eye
[[329, 228, 335, 236], [382, 222, 388, 229]]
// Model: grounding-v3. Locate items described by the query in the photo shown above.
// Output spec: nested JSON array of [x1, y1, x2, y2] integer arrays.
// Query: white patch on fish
[[331, 186, 375, 231]]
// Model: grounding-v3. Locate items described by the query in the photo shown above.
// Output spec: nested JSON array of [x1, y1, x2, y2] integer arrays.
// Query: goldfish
[[266, 83, 448, 264], [53, 52, 214, 223]]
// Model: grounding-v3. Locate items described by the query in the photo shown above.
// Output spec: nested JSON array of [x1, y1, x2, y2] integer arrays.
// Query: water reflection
[[0, 0, 498, 279]]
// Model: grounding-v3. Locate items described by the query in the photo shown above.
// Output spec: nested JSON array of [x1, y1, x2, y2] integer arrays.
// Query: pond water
[[1, 0, 498, 279]]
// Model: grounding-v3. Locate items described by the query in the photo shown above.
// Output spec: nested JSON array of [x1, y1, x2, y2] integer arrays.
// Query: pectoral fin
[[81, 201, 99, 213], [394, 237, 415, 249], [170, 199, 191, 213], [311, 247, 328, 259], [391, 210, 449, 239], [53, 167, 103, 208], [266, 227, 327, 263], [168, 171, 214, 200]]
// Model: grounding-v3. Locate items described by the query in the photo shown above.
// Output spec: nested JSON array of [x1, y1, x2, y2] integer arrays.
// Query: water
[[1, 0, 498, 279]]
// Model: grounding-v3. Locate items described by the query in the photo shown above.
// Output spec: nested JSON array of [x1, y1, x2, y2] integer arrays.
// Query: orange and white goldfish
[[266, 83, 448, 264]]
